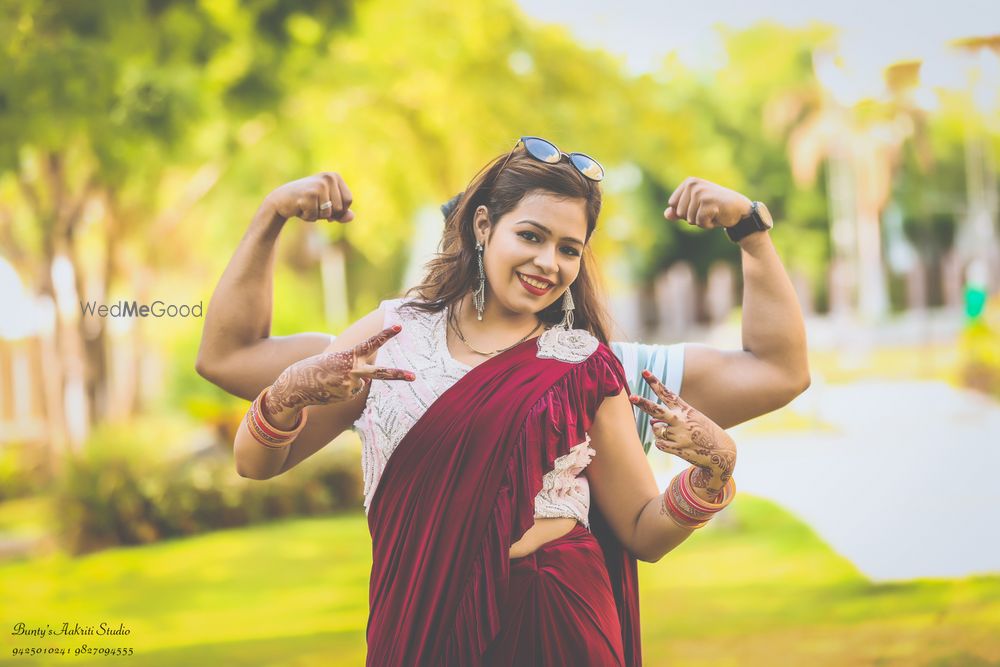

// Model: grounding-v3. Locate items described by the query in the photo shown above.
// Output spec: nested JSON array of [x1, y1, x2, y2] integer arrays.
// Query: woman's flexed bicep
[[197, 332, 335, 401]]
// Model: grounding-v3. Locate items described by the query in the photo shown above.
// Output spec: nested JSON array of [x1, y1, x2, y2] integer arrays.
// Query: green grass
[[0, 495, 49, 539], [1, 497, 998, 666]]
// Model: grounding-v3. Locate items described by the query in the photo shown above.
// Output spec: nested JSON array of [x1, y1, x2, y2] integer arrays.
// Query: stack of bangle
[[246, 386, 307, 449], [662, 465, 736, 529]]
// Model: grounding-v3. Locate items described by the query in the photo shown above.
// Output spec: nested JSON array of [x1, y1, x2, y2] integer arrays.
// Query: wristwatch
[[725, 201, 773, 243]]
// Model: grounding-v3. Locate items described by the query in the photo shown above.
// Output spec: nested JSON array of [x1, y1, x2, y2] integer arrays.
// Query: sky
[[516, 0, 999, 78]]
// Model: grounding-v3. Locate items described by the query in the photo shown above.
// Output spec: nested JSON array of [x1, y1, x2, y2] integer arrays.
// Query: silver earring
[[560, 286, 575, 329], [473, 241, 486, 321]]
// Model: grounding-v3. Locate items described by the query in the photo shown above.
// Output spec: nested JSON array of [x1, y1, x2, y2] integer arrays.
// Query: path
[[650, 379, 1000, 582]]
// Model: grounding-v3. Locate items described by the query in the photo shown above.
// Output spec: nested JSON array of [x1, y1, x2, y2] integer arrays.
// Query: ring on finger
[[319, 200, 334, 211]]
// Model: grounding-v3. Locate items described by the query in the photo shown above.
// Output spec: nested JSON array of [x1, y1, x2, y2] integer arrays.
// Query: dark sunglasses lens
[[570, 153, 604, 181], [523, 137, 561, 164]]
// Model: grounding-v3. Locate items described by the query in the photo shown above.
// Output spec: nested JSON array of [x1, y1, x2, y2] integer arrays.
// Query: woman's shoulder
[[376, 296, 449, 341], [536, 329, 624, 381], [589, 340, 629, 398], [383, 295, 438, 322]]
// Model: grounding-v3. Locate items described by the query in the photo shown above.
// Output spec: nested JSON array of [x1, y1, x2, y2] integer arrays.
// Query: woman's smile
[[516, 272, 554, 296]]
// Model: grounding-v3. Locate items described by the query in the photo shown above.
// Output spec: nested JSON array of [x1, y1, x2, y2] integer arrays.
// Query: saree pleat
[[366, 336, 639, 666]]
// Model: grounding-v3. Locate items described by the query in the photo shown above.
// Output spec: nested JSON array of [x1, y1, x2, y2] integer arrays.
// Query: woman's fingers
[[316, 176, 336, 221], [334, 174, 354, 222], [640, 371, 687, 411], [316, 172, 341, 221], [354, 325, 403, 361], [299, 192, 321, 222], [675, 183, 693, 222], [629, 394, 675, 422], [650, 408, 682, 427], [352, 365, 415, 382]]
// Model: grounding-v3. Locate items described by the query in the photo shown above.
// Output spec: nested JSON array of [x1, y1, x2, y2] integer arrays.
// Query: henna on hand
[[267, 325, 414, 415], [269, 349, 357, 411], [629, 370, 737, 495]]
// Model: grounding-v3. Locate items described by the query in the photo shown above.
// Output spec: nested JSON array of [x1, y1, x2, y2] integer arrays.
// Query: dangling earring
[[538, 281, 597, 362], [473, 240, 486, 321], [560, 286, 575, 329]]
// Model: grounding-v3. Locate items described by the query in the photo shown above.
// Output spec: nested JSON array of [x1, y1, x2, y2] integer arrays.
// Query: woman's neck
[[452, 293, 545, 351]]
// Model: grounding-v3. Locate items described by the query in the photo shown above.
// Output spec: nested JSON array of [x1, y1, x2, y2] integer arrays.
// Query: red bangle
[[679, 467, 734, 513], [256, 389, 304, 435], [245, 387, 307, 448], [668, 472, 714, 522], [661, 489, 708, 529]]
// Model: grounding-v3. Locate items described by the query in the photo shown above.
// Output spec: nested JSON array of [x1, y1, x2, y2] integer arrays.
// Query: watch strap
[[725, 202, 767, 243]]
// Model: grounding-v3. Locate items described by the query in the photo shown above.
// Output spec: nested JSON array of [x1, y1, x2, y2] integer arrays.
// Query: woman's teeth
[[518, 273, 551, 290]]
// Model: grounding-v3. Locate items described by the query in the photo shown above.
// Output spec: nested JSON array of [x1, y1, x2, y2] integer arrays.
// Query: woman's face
[[475, 191, 588, 316]]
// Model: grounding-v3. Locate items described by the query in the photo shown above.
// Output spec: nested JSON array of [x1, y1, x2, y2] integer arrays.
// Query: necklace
[[448, 302, 546, 357]]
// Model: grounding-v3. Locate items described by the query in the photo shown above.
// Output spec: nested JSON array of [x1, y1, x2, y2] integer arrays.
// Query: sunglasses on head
[[495, 136, 605, 182]]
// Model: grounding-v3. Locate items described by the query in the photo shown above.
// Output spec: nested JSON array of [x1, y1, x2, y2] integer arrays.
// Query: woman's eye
[[518, 231, 579, 256]]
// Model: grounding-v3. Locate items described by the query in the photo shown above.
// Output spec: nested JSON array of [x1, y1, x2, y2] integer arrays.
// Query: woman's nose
[[533, 246, 558, 274]]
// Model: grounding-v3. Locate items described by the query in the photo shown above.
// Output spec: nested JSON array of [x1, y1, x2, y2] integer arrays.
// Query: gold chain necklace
[[448, 302, 546, 357]]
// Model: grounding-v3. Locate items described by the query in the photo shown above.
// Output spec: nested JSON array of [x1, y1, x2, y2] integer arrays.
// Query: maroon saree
[[366, 335, 641, 666]]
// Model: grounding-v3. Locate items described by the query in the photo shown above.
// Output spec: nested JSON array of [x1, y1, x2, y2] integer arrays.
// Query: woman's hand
[[629, 370, 736, 499], [263, 172, 355, 223], [262, 325, 414, 428], [664, 177, 752, 231]]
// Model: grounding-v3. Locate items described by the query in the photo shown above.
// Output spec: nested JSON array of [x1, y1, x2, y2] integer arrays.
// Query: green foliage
[[0, 442, 49, 502], [3, 0, 984, 329], [52, 416, 362, 555], [621, 24, 836, 286]]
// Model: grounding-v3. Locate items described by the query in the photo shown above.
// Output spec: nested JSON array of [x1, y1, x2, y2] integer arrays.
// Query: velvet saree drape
[[366, 335, 641, 666]]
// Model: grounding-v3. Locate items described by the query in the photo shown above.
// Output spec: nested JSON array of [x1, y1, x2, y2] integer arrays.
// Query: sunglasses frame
[[495, 136, 605, 182]]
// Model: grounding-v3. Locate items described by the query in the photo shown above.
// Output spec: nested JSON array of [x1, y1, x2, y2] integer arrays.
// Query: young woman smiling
[[198, 136, 806, 666]]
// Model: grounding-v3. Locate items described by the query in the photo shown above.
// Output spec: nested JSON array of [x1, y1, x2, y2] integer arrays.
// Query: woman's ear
[[474, 206, 491, 244]]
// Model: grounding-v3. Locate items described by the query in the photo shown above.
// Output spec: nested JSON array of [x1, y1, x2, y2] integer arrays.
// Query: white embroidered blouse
[[351, 297, 598, 529]]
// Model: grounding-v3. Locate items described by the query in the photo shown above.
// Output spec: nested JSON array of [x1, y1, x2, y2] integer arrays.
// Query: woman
[[233, 138, 737, 666]]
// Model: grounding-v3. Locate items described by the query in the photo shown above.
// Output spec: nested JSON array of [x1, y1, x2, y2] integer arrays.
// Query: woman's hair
[[400, 146, 615, 345]]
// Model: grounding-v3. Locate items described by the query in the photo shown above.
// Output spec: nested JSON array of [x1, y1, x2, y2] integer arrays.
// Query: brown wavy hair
[[399, 146, 615, 345]]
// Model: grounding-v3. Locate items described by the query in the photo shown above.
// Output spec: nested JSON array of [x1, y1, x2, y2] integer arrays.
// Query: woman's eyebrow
[[516, 220, 584, 246]]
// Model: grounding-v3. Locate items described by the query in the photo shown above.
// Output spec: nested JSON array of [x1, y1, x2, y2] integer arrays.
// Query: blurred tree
[[623, 23, 834, 325], [0, 0, 353, 449]]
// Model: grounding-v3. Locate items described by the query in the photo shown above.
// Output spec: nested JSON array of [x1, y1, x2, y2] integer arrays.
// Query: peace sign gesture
[[629, 370, 737, 499], [264, 325, 415, 427]]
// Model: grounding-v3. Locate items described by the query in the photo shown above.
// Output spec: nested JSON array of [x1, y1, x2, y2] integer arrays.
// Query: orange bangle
[[246, 387, 307, 448]]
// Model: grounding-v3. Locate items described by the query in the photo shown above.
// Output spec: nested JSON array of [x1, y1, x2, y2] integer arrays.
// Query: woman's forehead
[[503, 192, 588, 238]]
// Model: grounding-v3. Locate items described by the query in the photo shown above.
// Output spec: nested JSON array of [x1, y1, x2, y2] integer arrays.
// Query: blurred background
[[1, 0, 998, 665]]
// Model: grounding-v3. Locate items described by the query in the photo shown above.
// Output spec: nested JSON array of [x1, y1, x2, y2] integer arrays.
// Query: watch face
[[755, 202, 774, 229]]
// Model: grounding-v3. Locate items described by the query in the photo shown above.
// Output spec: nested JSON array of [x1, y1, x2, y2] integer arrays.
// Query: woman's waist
[[511, 516, 588, 559]]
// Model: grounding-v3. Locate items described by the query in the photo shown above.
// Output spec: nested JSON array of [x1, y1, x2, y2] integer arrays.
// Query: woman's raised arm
[[195, 173, 355, 400]]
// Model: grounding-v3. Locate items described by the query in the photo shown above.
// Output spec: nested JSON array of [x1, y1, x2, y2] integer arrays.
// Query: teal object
[[965, 285, 987, 320], [609, 341, 685, 455]]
